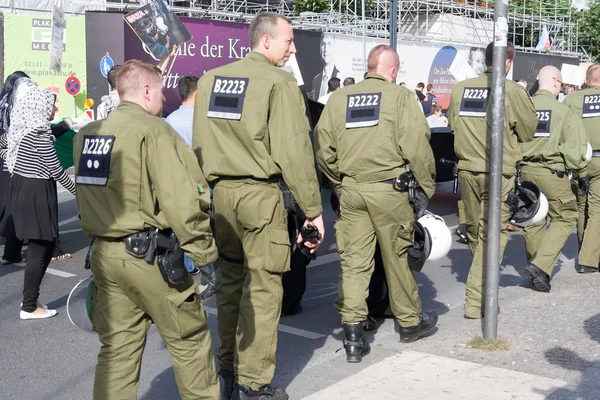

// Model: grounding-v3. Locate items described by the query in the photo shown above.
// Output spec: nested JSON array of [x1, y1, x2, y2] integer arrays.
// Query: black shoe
[[523, 264, 551, 292], [456, 224, 469, 244], [231, 384, 289, 400], [342, 323, 371, 363], [576, 264, 598, 274], [399, 311, 438, 343], [281, 303, 302, 317], [219, 370, 235, 400]]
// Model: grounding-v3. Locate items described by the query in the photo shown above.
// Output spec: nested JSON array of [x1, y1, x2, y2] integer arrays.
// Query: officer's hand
[[578, 176, 590, 197], [410, 188, 429, 219], [298, 214, 325, 254]]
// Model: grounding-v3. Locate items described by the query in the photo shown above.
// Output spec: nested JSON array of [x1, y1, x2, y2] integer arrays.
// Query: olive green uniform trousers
[[577, 158, 600, 269], [90, 239, 218, 400], [521, 166, 578, 276], [334, 181, 421, 328], [213, 179, 290, 391], [458, 171, 515, 318]]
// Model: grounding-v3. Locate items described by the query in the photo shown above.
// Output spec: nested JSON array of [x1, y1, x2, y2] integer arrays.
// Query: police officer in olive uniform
[[193, 13, 324, 400], [315, 45, 438, 363], [520, 66, 589, 291], [448, 42, 537, 319], [563, 63, 600, 273], [74, 60, 219, 400]]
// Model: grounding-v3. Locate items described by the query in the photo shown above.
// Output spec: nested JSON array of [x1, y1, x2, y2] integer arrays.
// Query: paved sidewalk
[[304, 351, 567, 400]]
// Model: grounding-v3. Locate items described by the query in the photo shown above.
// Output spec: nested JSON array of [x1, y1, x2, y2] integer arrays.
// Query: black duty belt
[[549, 168, 566, 178], [593, 150, 600, 158]]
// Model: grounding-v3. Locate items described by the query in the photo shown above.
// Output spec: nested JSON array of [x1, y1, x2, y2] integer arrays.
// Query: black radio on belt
[[393, 172, 412, 192]]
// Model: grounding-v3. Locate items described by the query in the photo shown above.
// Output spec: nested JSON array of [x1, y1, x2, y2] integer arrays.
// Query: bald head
[[117, 59, 165, 116], [537, 65, 562, 97], [586, 64, 600, 86], [367, 45, 400, 83]]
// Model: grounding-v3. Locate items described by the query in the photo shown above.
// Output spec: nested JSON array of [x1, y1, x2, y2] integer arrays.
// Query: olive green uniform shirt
[[193, 52, 322, 219], [73, 101, 217, 267], [521, 89, 588, 176], [314, 74, 436, 198], [563, 85, 600, 150], [449, 71, 538, 175]]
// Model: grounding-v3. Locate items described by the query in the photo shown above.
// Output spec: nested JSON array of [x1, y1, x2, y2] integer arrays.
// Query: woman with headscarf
[[0, 86, 76, 319], [0, 71, 31, 264], [0, 73, 74, 265]]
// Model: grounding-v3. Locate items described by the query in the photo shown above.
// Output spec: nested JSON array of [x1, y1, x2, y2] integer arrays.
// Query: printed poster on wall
[[124, 17, 251, 112], [4, 13, 87, 118]]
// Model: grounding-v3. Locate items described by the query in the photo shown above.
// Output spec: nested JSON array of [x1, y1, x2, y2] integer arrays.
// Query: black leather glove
[[410, 188, 429, 218], [578, 176, 590, 197], [299, 225, 322, 260], [199, 262, 221, 300]]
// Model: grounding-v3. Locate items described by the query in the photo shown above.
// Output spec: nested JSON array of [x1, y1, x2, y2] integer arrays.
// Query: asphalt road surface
[[0, 182, 583, 399]]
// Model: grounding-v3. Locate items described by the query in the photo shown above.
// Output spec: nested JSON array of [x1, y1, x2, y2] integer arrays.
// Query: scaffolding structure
[[1, 0, 587, 59]]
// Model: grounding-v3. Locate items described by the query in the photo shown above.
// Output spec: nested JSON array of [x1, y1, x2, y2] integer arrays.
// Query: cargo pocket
[[166, 285, 207, 340], [394, 222, 414, 256], [333, 220, 345, 254], [265, 228, 291, 274]]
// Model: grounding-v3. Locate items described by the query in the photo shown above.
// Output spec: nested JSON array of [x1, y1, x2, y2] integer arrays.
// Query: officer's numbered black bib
[[345, 92, 381, 128], [76, 135, 115, 186], [207, 76, 248, 120], [582, 94, 600, 118], [534, 110, 551, 137], [459, 87, 490, 117]]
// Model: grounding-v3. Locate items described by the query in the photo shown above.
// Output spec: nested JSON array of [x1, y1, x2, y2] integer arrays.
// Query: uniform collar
[[246, 52, 272, 65], [364, 73, 387, 82], [535, 89, 556, 98], [117, 101, 150, 115]]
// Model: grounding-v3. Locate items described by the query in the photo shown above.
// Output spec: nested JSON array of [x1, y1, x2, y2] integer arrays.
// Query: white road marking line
[[46, 268, 77, 278], [60, 228, 83, 235], [203, 306, 326, 340], [558, 252, 571, 264], [58, 216, 80, 227]]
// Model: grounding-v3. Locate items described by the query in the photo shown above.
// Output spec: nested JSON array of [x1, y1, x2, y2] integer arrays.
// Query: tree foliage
[[292, 0, 330, 13], [576, 0, 600, 60]]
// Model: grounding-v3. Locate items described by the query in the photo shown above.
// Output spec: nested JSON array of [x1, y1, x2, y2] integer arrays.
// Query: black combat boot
[[523, 263, 551, 292], [219, 370, 235, 400], [231, 383, 289, 400], [576, 263, 598, 273], [343, 323, 371, 363], [399, 311, 438, 343]]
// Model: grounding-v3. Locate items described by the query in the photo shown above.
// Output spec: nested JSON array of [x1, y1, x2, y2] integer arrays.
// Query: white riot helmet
[[585, 142, 593, 163], [407, 212, 452, 272], [509, 181, 549, 228], [66, 275, 95, 332]]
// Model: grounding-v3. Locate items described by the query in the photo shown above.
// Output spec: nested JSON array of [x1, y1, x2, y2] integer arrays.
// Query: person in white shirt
[[318, 77, 341, 105], [426, 104, 448, 128]]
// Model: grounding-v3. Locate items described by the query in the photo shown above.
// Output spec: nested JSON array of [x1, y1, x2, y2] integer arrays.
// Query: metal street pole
[[362, 0, 367, 72], [483, 0, 509, 340], [390, 0, 398, 51]]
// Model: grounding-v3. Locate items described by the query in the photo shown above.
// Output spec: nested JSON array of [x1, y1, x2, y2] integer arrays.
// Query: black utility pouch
[[278, 180, 298, 214], [156, 231, 187, 286], [124, 231, 152, 258]]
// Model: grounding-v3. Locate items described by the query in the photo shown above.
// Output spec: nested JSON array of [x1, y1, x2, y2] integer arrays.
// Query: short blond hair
[[117, 59, 162, 98], [367, 45, 399, 72]]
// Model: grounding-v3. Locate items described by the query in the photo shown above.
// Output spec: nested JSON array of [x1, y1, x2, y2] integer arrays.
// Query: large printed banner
[[84, 12, 579, 113], [3, 13, 86, 117], [126, 17, 250, 111]]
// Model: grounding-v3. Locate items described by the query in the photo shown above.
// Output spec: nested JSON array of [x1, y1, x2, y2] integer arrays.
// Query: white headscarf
[[5, 86, 54, 172]]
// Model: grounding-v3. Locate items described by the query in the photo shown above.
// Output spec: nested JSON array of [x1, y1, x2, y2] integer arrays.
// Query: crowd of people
[[0, 10, 599, 400]]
